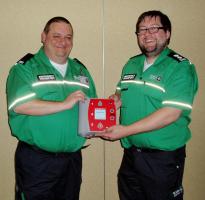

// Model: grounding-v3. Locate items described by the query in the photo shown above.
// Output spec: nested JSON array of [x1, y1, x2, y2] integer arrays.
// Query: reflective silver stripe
[[64, 80, 89, 88], [145, 82, 165, 93], [32, 80, 89, 89], [162, 101, 192, 109], [8, 93, 36, 110], [116, 87, 121, 91], [120, 80, 165, 93], [121, 80, 144, 85]]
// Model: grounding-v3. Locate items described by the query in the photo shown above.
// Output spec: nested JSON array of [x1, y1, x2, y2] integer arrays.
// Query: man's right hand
[[109, 94, 121, 110], [63, 90, 86, 109]]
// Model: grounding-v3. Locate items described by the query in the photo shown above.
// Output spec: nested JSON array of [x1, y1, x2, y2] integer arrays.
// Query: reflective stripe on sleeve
[[8, 93, 36, 110], [162, 101, 192, 109]]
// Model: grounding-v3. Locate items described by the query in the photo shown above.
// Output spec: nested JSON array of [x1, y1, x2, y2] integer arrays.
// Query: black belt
[[129, 145, 185, 153], [18, 141, 84, 157]]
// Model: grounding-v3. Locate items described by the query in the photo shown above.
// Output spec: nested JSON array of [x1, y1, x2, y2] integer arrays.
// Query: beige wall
[[0, 0, 204, 199]]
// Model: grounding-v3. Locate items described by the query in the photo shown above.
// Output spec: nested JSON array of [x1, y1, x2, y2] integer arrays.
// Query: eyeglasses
[[136, 27, 164, 35]]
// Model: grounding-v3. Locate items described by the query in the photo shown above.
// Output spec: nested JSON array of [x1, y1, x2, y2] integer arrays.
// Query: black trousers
[[15, 142, 82, 200], [118, 146, 186, 200]]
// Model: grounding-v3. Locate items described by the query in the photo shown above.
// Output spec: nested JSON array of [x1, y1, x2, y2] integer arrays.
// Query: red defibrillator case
[[78, 98, 116, 137]]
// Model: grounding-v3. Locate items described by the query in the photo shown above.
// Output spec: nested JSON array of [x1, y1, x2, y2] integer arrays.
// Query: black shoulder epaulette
[[168, 51, 187, 62], [74, 58, 87, 69], [130, 54, 142, 60], [16, 53, 34, 65]]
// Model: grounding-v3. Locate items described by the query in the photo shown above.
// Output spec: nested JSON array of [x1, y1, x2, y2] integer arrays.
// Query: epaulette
[[16, 53, 34, 65], [74, 58, 87, 69], [168, 51, 187, 62], [130, 54, 142, 60]]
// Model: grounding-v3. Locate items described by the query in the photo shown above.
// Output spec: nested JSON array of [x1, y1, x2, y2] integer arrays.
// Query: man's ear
[[41, 32, 46, 43], [166, 30, 171, 40]]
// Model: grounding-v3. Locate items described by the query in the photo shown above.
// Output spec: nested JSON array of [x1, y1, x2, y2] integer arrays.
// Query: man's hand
[[63, 90, 86, 109], [109, 94, 121, 110], [95, 125, 128, 141]]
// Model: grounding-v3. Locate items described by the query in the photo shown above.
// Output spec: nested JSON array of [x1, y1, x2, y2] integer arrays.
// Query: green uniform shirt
[[7, 47, 97, 152], [117, 48, 198, 150]]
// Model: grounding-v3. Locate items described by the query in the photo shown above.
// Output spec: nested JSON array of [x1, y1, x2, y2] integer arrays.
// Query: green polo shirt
[[117, 48, 198, 150], [7, 47, 97, 152]]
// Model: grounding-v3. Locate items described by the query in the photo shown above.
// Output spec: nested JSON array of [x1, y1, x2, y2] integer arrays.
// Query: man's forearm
[[125, 107, 182, 136], [13, 90, 85, 116], [14, 99, 69, 116]]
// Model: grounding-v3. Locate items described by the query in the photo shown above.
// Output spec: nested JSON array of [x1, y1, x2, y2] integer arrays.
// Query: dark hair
[[136, 10, 171, 35], [43, 16, 73, 34]]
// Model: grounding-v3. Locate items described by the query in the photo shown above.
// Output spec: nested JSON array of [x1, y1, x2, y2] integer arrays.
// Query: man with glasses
[[6, 16, 97, 200], [98, 10, 198, 200]]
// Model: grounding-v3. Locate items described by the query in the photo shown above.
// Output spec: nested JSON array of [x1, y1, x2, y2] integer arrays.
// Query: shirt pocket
[[120, 83, 139, 124], [34, 84, 61, 101]]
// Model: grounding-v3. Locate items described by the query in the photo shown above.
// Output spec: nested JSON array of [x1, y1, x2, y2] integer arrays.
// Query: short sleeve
[[6, 65, 36, 111], [162, 62, 198, 112]]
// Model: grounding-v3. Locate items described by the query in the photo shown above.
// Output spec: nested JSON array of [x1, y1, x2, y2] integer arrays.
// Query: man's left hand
[[95, 125, 128, 141]]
